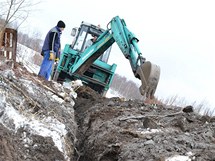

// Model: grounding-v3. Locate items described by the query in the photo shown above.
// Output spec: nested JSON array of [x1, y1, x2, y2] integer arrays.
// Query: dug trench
[[73, 86, 215, 161], [1, 62, 215, 161]]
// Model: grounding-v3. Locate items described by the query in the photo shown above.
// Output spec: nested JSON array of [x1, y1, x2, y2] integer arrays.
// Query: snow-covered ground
[[0, 101, 67, 153], [0, 44, 195, 161]]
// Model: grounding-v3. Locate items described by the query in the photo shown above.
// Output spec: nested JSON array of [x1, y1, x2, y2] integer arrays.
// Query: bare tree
[[0, 0, 40, 48]]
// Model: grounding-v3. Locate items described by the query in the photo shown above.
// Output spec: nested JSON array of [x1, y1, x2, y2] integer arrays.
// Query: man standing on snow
[[38, 20, 66, 80]]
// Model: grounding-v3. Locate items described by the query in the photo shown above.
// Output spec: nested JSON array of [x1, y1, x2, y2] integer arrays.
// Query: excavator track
[[136, 61, 160, 99]]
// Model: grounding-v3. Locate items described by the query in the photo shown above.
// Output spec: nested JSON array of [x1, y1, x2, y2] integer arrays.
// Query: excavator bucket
[[136, 61, 160, 99]]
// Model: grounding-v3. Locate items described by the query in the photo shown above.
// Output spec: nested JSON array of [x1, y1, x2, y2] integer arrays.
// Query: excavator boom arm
[[110, 16, 161, 98], [71, 30, 115, 74], [71, 16, 160, 98], [110, 16, 145, 72]]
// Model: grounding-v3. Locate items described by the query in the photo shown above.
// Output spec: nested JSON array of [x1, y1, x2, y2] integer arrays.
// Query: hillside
[[0, 59, 215, 161]]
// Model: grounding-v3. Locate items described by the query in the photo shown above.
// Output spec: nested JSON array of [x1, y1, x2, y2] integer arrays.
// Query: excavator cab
[[71, 22, 111, 63], [53, 22, 117, 96]]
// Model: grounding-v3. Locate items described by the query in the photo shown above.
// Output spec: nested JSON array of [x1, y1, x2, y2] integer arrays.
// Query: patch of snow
[[20, 79, 35, 94], [106, 89, 124, 98], [63, 80, 83, 89], [0, 94, 68, 158], [63, 80, 83, 99], [165, 155, 191, 161], [165, 151, 194, 161], [71, 79, 83, 89], [51, 94, 65, 104], [16, 43, 40, 74], [136, 128, 162, 134]]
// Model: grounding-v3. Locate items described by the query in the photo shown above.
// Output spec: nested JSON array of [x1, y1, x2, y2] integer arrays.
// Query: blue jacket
[[42, 26, 62, 58]]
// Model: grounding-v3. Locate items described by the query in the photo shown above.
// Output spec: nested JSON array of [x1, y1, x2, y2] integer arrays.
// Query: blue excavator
[[52, 16, 160, 98]]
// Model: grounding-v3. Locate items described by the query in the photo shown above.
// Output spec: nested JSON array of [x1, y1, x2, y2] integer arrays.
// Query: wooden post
[[0, 28, 5, 56], [6, 31, 10, 59], [12, 29, 17, 63], [0, 28, 17, 63]]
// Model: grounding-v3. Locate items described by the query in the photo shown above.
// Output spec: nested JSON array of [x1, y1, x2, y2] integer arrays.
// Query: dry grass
[[192, 100, 215, 116], [155, 95, 215, 117]]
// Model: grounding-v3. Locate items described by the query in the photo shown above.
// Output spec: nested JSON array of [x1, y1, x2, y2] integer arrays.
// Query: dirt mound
[[1, 61, 215, 161], [74, 89, 215, 161], [0, 125, 64, 161], [0, 62, 76, 161]]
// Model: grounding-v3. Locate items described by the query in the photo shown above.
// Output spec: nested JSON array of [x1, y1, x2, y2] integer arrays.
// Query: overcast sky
[[23, 0, 215, 108]]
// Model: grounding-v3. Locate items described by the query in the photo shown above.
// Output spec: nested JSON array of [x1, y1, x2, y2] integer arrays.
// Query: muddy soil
[[1, 61, 215, 161], [0, 62, 76, 161], [0, 125, 64, 161], [74, 87, 215, 161]]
